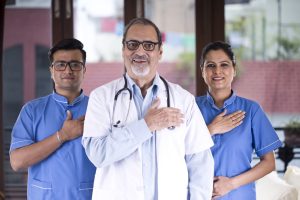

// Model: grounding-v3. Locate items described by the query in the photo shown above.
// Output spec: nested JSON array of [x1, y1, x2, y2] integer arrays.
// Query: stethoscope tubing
[[112, 75, 175, 130]]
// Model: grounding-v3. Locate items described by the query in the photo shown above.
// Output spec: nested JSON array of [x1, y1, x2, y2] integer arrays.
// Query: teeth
[[133, 59, 146, 63], [213, 77, 223, 80], [134, 59, 144, 61]]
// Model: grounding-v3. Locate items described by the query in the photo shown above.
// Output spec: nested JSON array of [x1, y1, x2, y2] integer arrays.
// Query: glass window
[[75, 0, 196, 95], [145, 0, 196, 94], [74, 0, 125, 95], [3, 0, 51, 197], [226, 0, 300, 170], [74, 0, 124, 62]]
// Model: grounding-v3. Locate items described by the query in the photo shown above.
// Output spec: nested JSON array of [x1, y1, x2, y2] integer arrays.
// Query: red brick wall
[[233, 61, 300, 113], [82, 62, 195, 95], [82, 61, 300, 114]]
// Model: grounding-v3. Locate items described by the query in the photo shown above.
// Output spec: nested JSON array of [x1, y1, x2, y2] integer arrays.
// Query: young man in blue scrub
[[9, 38, 96, 200], [196, 41, 282, 200]]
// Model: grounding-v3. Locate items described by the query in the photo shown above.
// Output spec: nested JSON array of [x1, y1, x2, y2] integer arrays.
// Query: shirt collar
[[125, 73, 159, 96], [206, 90, 236, 109], [51, 89, 85, 105]]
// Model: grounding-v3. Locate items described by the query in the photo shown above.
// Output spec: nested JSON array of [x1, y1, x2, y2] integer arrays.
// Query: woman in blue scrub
[[196, 41, 282, 200]]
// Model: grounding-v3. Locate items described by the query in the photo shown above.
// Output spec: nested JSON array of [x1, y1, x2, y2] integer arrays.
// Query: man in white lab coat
[[82, 17, 214, 200]]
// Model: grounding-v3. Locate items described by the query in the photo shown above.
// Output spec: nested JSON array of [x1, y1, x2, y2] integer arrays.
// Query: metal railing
[[3, 128, 27, 200], [275, 127, 300, 172]]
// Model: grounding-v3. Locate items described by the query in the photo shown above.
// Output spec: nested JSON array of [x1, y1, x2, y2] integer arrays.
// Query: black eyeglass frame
[[123, 40, 161, 51], [51, 61, 85, 71]]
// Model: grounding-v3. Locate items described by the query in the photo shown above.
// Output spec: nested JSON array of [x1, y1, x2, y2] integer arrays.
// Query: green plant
[[176, 52, 195, 78], [277, 37, 300, 60], [284, 119, 300, 147], [285, 120, 300, 129], [175, 52, 196, 91]]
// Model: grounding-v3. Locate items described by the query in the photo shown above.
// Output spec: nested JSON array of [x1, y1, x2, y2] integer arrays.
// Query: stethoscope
[[112, 74, 175, 130]]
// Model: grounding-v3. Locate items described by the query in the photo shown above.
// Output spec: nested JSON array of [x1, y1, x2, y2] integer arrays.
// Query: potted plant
[[284, 120, 300, 147]]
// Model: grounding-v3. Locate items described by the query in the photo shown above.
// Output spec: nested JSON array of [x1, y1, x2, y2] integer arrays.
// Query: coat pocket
[[29, 179, 52, 200], [79, 182, 93, 200]]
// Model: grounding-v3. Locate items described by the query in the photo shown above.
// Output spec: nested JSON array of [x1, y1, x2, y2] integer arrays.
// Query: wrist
[[57, 130, 67, 143], [56, 131, 63, 144], [208, 125, 215, 135], [229, 177, 238, 190]]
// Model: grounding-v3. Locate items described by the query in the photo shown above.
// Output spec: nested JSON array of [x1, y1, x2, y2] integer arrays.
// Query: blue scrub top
[[196, 92, 282, 200], [10, 92, 96, 200]]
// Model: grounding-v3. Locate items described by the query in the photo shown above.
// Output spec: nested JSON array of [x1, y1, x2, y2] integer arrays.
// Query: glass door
[[2, 1, 51, 199]]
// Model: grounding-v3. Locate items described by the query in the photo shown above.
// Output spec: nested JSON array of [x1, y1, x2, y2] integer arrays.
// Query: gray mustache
[[131, 55, 148, 61]]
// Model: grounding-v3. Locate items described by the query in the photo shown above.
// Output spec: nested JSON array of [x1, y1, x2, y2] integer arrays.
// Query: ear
[[49, 66, 54, 79], [158, 45, 163, 60], [201, 67, 205, 77], [233, 67, 237, 77], [122, 48, 125, 60]]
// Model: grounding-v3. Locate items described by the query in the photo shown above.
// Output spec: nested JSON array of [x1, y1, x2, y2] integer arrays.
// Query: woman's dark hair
[[122, 18, 162, 47], [200, 41, 236, 68], [48, 38, 86, 64]]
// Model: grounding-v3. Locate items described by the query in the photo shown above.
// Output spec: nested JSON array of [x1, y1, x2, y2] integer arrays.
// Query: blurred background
[[1, 0, 300, 199]]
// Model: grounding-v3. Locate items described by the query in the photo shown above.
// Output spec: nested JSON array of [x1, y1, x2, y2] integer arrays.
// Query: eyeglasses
[[124, 40, 160, 51], [52, 61, 84, 71]]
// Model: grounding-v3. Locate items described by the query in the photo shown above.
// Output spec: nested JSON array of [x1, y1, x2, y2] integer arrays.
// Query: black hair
[[122, 18, 162, 47], [200, 41, 236, 68], [48, 38, 86, 64]]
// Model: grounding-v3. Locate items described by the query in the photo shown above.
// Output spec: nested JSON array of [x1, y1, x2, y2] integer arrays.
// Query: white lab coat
[[83, 76, 213, 200]]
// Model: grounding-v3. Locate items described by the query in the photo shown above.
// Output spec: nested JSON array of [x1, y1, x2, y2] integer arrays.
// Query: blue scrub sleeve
[[10, 104, 35, 152], [252, 105, 282, 157]]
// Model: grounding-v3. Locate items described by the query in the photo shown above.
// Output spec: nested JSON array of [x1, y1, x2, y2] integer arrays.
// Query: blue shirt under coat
[[10, 91, 96, 200], [128, 74, 158, 200], [196, 92, 282, 200]]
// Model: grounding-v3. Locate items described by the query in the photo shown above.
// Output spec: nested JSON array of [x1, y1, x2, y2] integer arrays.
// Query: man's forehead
[[52, 49, 83, 60], [126, 24, 157, 40], [53, 49, 81, 55]]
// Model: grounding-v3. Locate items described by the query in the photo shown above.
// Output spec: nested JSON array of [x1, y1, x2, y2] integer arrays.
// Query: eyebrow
[[53, 60, 83, 62], [220, 60, 231, 64], [205, 60, 231, 64], [126, 39, 158, 43]]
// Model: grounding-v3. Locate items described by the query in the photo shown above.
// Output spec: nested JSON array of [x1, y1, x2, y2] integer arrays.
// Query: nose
[[135, 44, 145, 54], [64, 64, 73, 73], [213, 65, 222, 74]]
